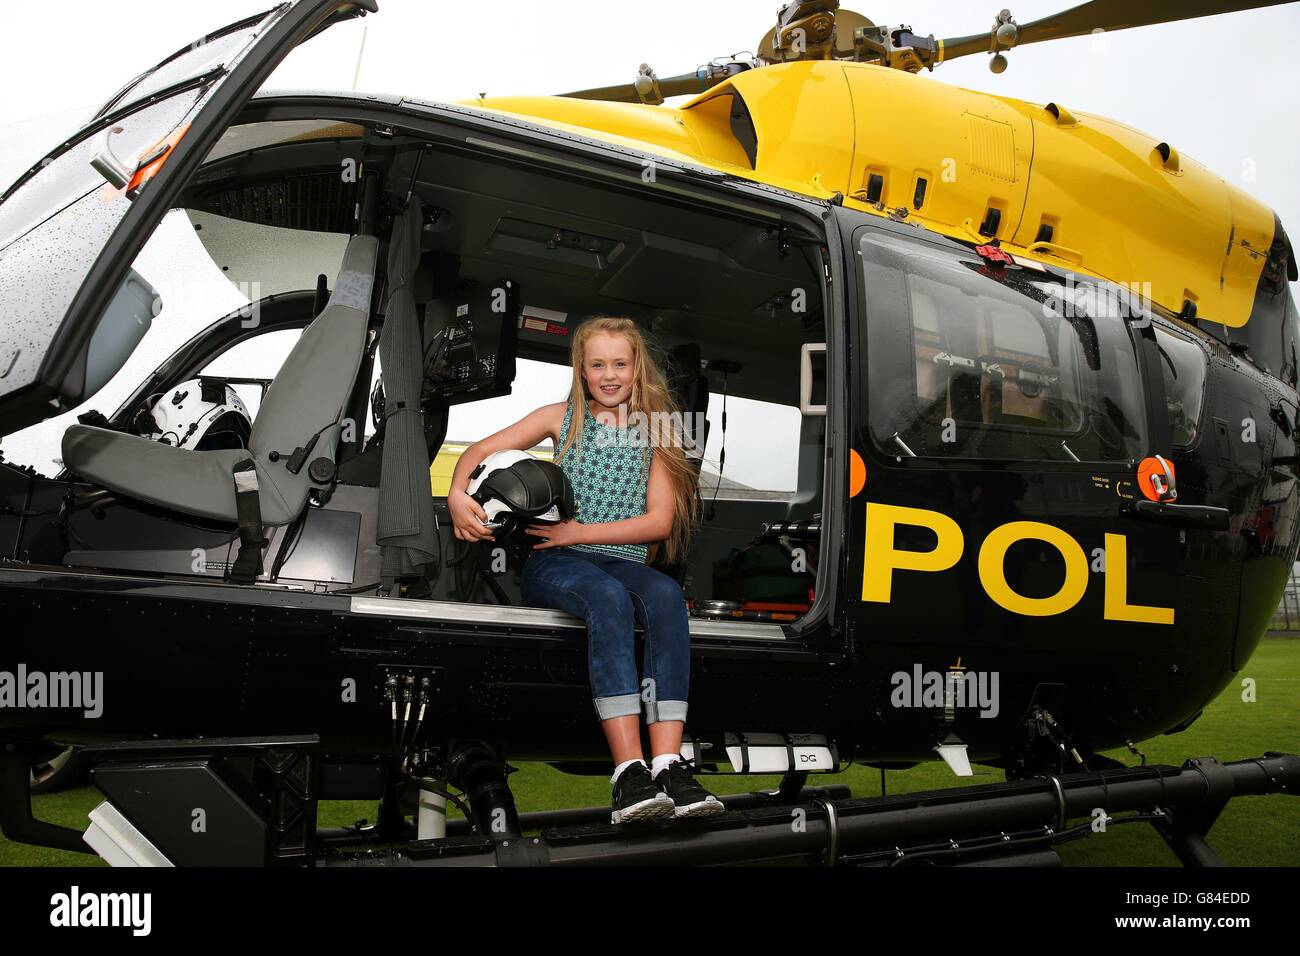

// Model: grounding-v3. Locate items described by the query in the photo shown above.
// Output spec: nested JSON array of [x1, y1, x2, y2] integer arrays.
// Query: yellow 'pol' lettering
[[1103, 532, 1175, 625], [862, 503, 963, 603], [861, 503, 1175, 625], [979, 521, 1088, 616]]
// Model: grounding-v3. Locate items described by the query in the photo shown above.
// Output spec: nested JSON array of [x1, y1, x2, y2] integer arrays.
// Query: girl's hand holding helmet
[[449, 488, 495, 542]]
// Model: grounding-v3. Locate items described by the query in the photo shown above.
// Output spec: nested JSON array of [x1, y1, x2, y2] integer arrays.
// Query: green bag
[[712, 539, 814, 604]]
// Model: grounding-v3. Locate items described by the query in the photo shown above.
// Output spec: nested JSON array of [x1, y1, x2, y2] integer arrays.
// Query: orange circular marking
[[849, 448, 867, 497], [1137, 455, 1175, 502]]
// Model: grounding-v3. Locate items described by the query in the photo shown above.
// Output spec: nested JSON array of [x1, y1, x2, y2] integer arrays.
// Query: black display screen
[[422, 280, 520, 405]]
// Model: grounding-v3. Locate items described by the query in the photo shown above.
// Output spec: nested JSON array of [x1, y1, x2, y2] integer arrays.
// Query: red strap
[[975, 244, 1015, 265]]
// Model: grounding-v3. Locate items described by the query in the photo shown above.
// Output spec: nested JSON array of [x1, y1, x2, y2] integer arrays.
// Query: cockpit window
[[859, 233, 1148, 463], [1154, 325, 1207, 448], [907, 267, 1087, 434]]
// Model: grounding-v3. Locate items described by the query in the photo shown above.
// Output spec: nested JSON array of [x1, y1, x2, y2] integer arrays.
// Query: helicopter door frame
[[200, 95, 855, 650], [0, 0, 377, 436]]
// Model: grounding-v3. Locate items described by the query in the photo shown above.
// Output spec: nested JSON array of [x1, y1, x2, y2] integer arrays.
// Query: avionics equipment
[[421, 280, 520, 406]]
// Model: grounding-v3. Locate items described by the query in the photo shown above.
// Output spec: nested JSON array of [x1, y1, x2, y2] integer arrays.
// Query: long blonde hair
[[555, 316, 701, 566]]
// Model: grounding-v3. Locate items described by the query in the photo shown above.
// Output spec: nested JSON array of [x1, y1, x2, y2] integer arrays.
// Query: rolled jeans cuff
[[593, 693, 642, 720], [646, 699, 688, 724]]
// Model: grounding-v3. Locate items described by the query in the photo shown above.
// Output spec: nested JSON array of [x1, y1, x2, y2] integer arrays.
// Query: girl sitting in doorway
[[448, 316, 722, 823]]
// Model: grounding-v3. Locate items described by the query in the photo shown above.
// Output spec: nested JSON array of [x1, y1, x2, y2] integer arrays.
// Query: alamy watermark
[[1042, 276, 1154, 326], [890, 662, 1000, 719], [0, 665, 103, 718], [50, 886, 150, 936], [588, 404, 707, 457]]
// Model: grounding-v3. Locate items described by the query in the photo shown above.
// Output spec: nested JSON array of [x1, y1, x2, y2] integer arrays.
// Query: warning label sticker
[[520, 305, 569, 336]]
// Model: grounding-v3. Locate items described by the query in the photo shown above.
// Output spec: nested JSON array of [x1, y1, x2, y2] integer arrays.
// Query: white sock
[[651, 753, 682, 779], [611, 758, 645, 785]]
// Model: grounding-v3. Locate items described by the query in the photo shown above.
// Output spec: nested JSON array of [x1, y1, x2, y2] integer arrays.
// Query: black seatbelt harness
[[230, 458, 267, 584]]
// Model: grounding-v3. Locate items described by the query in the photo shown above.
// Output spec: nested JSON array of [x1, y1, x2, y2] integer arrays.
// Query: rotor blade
[[938, 0, 1297, 63], [560, 69, 719, 104]]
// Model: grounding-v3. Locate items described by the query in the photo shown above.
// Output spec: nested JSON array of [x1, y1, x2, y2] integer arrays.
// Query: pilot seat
[[59, 231, 380, 583]]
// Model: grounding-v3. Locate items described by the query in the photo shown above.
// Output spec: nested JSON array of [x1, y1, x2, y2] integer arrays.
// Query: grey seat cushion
[[59, 429, 291, 523], [61, 234, 379, 528]]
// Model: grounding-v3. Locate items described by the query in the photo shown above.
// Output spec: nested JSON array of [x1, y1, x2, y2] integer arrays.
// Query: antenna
[[352, 25, 368, 91]]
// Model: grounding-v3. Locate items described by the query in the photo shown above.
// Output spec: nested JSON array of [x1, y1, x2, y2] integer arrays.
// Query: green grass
[[5, 636, 1297, 867]]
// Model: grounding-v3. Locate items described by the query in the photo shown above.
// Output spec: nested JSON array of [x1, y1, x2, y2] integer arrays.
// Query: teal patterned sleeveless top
[[556, 398, 653, 563]]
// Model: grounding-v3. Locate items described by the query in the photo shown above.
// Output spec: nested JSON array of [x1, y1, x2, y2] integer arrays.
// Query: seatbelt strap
[[230, 458, 267, 584]]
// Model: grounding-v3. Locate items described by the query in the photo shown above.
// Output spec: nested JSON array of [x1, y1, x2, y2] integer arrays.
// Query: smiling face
[[582, 330, 636, 413]]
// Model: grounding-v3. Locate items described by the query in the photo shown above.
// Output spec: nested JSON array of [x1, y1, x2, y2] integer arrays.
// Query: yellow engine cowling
[[470, 59, 1280, 328]]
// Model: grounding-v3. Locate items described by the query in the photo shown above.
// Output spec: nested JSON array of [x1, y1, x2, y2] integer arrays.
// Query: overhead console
[[487, 218, 624, 274], [596, 231, 797, 316]]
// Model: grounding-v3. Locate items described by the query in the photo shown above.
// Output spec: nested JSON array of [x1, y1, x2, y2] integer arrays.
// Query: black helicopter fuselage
[[1, 91, 1297, 781]]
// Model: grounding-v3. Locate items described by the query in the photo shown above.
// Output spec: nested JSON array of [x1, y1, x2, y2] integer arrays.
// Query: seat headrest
[[324, 234, 380, 314]]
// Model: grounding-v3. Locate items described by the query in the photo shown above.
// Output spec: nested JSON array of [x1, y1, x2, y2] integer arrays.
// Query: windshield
[[0, 4, 298, 419], [0, 91, 207, 405]]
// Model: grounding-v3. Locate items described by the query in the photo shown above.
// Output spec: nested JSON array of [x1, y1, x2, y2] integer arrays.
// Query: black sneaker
[[654, 758, 725, 819], [611, 763, 674, 824]]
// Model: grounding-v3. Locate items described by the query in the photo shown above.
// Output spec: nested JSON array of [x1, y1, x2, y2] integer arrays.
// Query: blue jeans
[[519, 547, 690, 723]]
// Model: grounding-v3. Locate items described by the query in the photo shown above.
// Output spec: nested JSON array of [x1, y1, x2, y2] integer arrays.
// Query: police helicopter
[[0, 0, 1298, 867]]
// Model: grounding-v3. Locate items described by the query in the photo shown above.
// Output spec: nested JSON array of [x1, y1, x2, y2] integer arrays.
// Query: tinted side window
[[1154, 325, 1207, 448], [860, 232, 1148, 463], [907, 269, 1086, 434]]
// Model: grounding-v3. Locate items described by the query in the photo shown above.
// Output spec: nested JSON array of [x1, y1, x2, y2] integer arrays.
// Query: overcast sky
[[1, 0, 1298, 483], [4, 0, 1297, 225]]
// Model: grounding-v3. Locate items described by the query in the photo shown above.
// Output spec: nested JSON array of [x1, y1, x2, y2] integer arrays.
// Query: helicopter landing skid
[[28, 738, 1298, 867], [314, 753, 1300, 868]]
